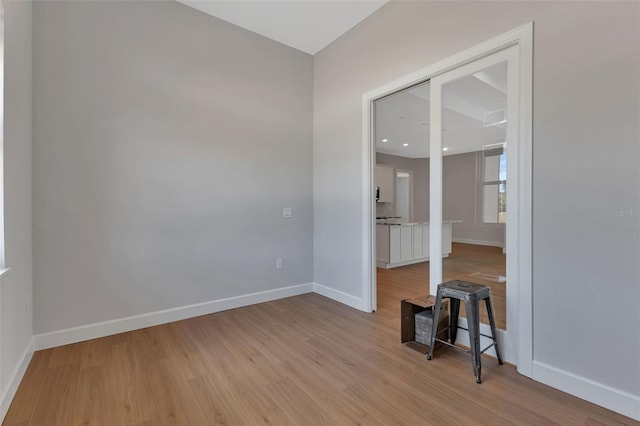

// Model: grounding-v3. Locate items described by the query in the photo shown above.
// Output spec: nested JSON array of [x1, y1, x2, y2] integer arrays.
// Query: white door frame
[[361, 23, 533, 376]]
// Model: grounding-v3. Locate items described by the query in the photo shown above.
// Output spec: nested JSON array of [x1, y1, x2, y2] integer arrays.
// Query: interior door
[[429, 46, 518, 353]]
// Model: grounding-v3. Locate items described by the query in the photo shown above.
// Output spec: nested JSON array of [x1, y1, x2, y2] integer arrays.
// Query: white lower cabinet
[[400, 225, 413, 261], [376, 222, 452, 269], [388, 226, 399, 264], [413, 225, 424, 259]]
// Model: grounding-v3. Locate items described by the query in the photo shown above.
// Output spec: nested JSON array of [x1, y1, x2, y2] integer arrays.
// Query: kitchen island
[[376, 220, 459, 269]]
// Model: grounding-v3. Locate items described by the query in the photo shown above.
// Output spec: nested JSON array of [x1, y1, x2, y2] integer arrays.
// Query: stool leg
[[485, 295, 503, 365], [427, 288, 443, 361], [449, 298, 460, 344], [465, 297, 482, 384]]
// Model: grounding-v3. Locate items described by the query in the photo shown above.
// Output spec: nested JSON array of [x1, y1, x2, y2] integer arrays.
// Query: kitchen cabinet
[[376, 165, 394, 203], [376, 222, 455, 269], [376, 224, 390, 264]]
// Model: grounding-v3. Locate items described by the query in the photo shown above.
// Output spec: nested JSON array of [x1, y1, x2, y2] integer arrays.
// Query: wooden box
[[401, 295, 449, 353]]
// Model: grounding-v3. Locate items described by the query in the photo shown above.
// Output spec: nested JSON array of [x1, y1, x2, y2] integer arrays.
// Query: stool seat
[[426, 280, 503, 383], [438, 280, 490, 299]]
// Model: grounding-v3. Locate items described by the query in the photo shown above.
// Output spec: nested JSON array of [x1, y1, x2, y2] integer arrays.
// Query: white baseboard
[[34, 283, 314, 350], [452, 238, 504, 248], [533, 361, 640, 422], [445, 317, 516, 365], [313, 282, 366, 312], [1, 338, 35, 422]]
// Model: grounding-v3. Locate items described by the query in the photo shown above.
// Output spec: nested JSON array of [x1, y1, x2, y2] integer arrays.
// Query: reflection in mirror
[[441, 61, 508, 329]]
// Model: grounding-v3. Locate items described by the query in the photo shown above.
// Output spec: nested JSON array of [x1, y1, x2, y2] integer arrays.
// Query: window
[[482, 143, 506, 224]]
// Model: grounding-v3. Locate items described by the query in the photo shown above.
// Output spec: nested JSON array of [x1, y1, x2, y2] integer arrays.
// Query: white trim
[[362, 95, 376, 313], [452, 238, 504, 248], [533, 361, 640, 422], [313, 282, 365, 311], [362, 22, 533, 372], [34, 283, 314, 350], [0, 338, 35, 422], [429, 75, 443, 296], [515, 22, 534, 379]]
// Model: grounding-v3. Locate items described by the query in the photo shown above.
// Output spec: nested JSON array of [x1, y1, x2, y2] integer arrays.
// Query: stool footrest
[[435, 338, 497, 356], [480, 342, 497, 355], [433, 338, 470, 354], [446, 325, 494, 341]]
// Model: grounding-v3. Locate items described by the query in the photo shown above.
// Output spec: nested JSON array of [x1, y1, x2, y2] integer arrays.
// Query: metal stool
[[426, 280, 503, 383]]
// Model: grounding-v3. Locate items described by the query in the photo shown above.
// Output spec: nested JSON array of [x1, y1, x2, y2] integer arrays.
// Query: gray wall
[[314, 0, 639, 403], [443, 151, 504, 246], [1, 0, 33, 411], [32, 1, 313, 333], [375, 153, 429, 221]]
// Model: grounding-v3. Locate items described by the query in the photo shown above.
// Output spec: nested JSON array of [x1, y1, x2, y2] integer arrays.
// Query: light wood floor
[[377, 243, 507, 329], [5, 272, 636, 424]]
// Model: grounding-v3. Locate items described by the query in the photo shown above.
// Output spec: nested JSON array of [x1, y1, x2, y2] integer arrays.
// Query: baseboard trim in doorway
[[313, 282, 366, 311], [0, 337, 35, 422], [532, 361, 640, 421], [33, 283, 314, 351], [452, 238, 504, 248]]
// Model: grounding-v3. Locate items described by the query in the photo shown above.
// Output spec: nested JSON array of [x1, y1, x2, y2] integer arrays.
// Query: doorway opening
[[362, 24, 532, 373], [373, 72, 508, 329]]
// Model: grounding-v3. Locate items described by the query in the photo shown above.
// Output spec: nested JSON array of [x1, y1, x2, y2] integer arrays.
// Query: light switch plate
[[283, 207, 293, 218]]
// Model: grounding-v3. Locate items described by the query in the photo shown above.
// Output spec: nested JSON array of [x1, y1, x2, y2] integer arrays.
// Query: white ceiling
[[375, 62, 508, 158], [176, 0, 388, 55]]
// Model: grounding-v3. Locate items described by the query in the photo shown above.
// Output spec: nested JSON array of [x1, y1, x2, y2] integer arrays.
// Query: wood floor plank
[[277, 359, 385, 426], [72, 365, 116, 426], [267, 376, 340, 425], [187, 374, 248, 426], [210, 357, 295, 426], [144, 358, 209, 426], [79, 337, 112, 370], [110, 341, 160, 425], [343, 382, 435, 425], [28, 363, 80, 426], [47, 342, 84, 368]]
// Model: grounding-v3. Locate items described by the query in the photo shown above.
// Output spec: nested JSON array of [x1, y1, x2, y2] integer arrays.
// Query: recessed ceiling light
[[403, 143, 409, 147], [381, 139, 388, 143], [443, 147, 449, 151]]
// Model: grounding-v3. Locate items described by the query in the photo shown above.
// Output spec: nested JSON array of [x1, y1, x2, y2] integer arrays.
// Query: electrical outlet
[[276, 258, 283, 270]]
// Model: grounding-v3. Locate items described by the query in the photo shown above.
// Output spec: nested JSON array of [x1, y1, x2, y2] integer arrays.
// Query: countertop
[[376, 220, 462, 226]]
